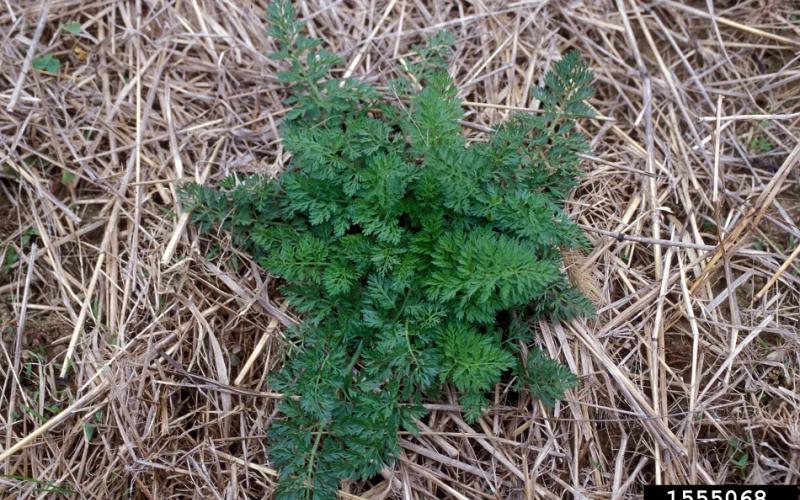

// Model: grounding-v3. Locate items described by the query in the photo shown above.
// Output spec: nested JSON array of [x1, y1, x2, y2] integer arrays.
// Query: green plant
[[62, 21, 82, 34], [0, 474, 76, 495], [61, 170, 77, 186], [747, 120, 774, 154], [727, 437, 750, 480], [182, 2, 594, 497], [3, 246, 18, 272], [83, 410, 104, 441], [3, 228, 38, 273], [32, 54, 60, 73]]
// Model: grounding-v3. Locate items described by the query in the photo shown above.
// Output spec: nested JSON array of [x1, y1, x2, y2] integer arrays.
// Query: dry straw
[[1, 0, 799, 498]]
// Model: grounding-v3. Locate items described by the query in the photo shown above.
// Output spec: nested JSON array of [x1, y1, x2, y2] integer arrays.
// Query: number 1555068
[[644, 486, 798, 500]]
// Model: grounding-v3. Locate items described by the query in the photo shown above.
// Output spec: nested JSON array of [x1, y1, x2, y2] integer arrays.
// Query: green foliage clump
[[32, 54, 61, 73], [182, 2, 594, 497]]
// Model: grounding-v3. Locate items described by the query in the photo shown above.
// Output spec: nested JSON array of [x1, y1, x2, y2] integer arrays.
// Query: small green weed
[[61, 170, 78, 186], [0, 474, 75, 495], [746, 120, 774, 154], [63, 21, 82, 34], [32, 54, 61, 73], [3, 246, 19, 271], [728, 437, 750, 480]]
